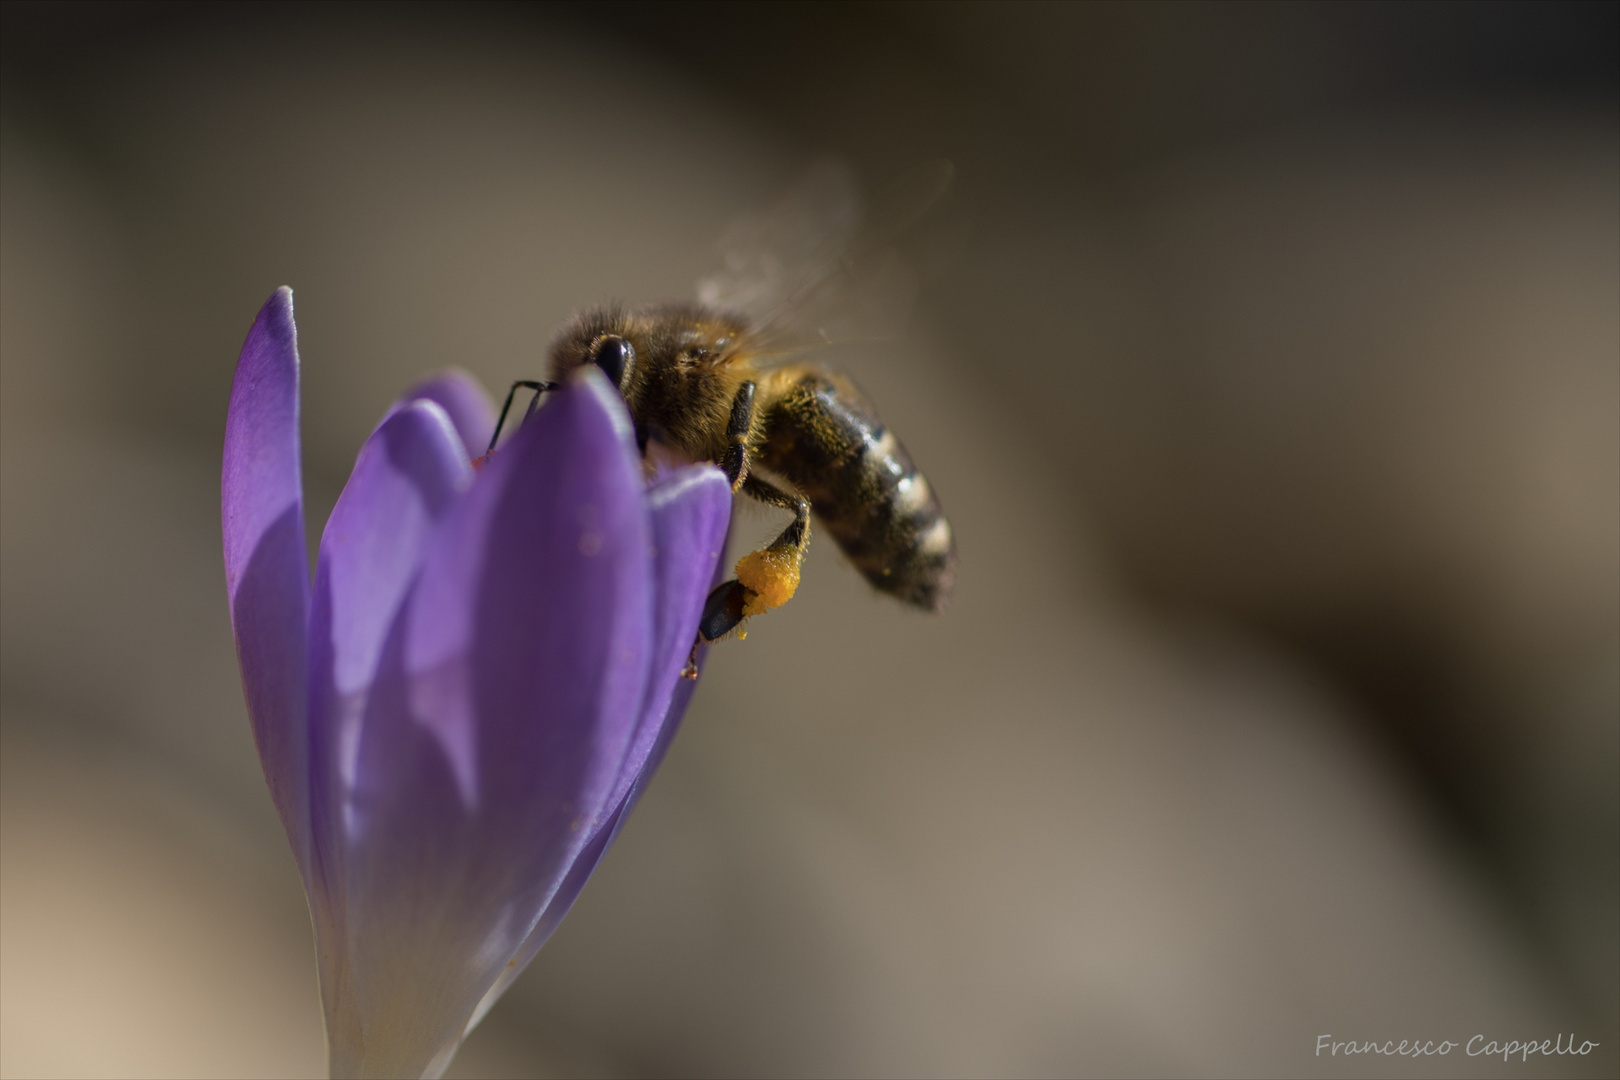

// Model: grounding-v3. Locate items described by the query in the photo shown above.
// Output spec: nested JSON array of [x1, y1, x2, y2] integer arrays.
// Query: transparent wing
[[698, 160, 861, 323], [697, 159, 955, 359]]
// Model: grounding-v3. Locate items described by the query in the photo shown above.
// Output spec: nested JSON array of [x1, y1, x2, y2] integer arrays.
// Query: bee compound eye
[[591, 335, 634, 390]]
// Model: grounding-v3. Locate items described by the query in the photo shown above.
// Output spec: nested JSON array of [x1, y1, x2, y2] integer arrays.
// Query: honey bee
[[491, 162, 957, 649]]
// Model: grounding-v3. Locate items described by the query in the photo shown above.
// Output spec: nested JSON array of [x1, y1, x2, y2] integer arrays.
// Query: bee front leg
[[697, 475, 811, 644]]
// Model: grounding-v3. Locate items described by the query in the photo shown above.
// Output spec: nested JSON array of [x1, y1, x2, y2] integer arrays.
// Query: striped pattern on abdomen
[[757, 371, 956, 611]]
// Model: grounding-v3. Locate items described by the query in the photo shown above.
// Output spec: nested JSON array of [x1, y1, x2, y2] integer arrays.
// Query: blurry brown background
[[1, 2, 1615, 1077]]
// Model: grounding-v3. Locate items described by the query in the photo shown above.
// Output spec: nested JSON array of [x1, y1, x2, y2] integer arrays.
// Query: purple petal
[[327, 369, 654, 1076], [466, 463, 731, 1029], [616, 466, 731, 811], [630, 468, 731, 784], [306, 399, 471, 951], [398, 369, 497, 460], [222, 287, 312, 880]]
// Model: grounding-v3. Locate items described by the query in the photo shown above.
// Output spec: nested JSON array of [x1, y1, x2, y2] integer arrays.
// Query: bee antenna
[[486, 380, 558, 456]]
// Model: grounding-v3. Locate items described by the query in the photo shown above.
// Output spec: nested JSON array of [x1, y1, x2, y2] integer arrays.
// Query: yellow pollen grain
[[735, 547, 800, 615]]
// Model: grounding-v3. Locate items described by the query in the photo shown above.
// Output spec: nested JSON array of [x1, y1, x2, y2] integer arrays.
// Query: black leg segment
[[695, 474, 813, 644], [720, 380, 756, 490], [698, 579, 752, 643], [742, 474, 810, 553]]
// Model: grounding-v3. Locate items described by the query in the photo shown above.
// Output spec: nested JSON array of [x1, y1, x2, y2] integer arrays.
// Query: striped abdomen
[[757, 370, 956, 610]]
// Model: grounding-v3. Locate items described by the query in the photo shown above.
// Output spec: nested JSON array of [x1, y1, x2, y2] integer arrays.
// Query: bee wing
[[698, 160, 861, 323], [698, 160, 954, 360]]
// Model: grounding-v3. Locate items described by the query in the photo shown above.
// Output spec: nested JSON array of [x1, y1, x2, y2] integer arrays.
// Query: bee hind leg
[[697, 579, 752, 644], [695, 475, 811, 647]]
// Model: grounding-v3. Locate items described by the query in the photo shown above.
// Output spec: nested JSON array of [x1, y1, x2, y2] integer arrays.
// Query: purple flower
[[222, 288, 730, 1078]]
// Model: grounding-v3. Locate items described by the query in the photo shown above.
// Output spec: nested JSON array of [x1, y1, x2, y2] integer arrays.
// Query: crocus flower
[[222, 288, 730, 1078]]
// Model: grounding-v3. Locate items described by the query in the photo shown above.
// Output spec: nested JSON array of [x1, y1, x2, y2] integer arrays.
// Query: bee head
[[547, 306, 639, 396]]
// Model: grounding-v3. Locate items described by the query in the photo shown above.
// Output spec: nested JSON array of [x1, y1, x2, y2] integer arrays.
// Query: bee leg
[[697, 580, 752, 644], [719, 381, 756, 491], [695, 475, 811, 644], [733, 475, 811, 615]]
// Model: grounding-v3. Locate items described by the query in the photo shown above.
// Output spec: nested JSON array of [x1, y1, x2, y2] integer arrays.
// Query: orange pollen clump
[[735, 547, 801, 616]]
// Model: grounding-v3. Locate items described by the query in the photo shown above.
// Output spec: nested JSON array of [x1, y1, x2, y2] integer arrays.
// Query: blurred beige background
[[1, 3, 1615, 1077]]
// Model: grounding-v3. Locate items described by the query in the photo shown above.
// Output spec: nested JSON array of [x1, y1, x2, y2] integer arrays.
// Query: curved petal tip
[[223, 286, 313, 883], [400, 369, 497, 461]]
